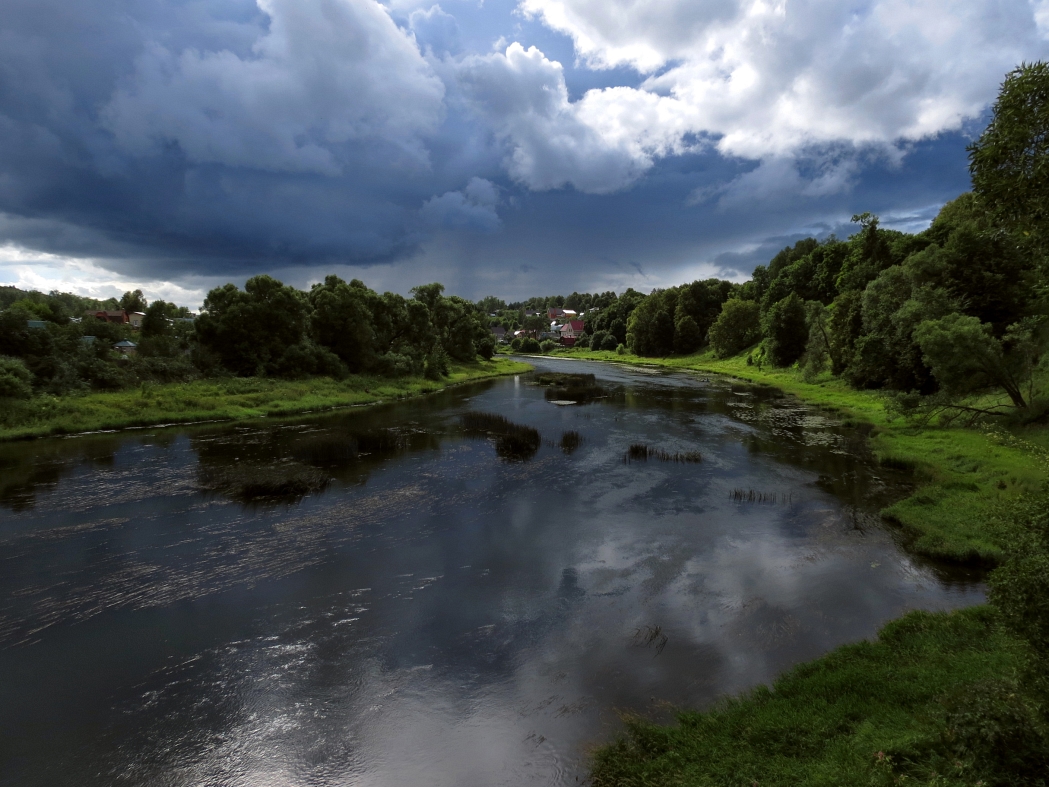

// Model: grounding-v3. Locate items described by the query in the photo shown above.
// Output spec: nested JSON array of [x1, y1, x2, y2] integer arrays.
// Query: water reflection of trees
[[190, 422, 444, 504], [0, 435, 149, 511]]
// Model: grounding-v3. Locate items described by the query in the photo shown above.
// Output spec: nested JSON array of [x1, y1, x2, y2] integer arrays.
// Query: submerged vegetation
[[198, 460, 331, 504], [624, 443, 703, 463], [730, 488, 794, 504], [460, 410, 542, 461], [560, 429, 583, 454], [534, 371, 608, 403]]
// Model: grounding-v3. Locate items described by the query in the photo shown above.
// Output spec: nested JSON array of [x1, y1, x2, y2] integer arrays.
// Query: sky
[[1, 0, 1048, 309]]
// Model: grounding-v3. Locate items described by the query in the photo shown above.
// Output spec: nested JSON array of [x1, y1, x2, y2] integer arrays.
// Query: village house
[[547, 307, 565, 320], [559, 319, 584, 346], [112, 339, 137, 356], [88, 309, 128, 324], [490, 325, 507, 341], [128, 311, 146, 329]]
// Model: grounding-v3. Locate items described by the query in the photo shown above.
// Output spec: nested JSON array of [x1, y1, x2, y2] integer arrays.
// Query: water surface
[[0, 359, 982, 786]]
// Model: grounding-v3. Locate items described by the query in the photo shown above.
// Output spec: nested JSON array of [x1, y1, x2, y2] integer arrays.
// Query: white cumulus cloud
[[456, 43, 692, 193], [517, 0, 1049, 160]]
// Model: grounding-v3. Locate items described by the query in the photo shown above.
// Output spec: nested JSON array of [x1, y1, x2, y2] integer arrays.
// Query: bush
[[424, 347, 450, 380], [373, 352, 415, 377], [989, 492, 1049, 686], [510, 337, 523, 351], [520, 337, 541, 353], [616, 343, 626, 355], [476, 336, 495, 360], [937, 680, 1049, 784], [590, 330, 609, 351], [600, 334, 620, 351], [0, 356, 32, 399], [709, 299, 761, 358], [540, 339, 557, 352]]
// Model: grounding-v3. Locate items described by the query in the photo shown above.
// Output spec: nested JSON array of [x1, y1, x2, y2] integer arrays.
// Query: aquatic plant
[[198, 460, 331, 503], [632, 625, 668, 655], [623, 443, 702, 463], [730, 488, 793, 504], [560, 430, 582, 454], [460, 411, 541, 461], [535, 372, 608, 403]]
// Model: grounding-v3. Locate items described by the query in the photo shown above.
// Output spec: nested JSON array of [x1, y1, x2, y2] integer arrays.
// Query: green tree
[[835, 213, 896, 292], [308, 276, 377, 372], [673, 314, 704, 354], [846, 266, 947, 392], [969, 62, 1049, 247], [708, 299, 761, 358], [914, 314, 1042, 409], [761, 293, 808, 367], [141, 301, 172, 338], [627, 289, 675, 356], [196, 275, 308, 377], [476, 295, 507, 314], [120, 289, 147, 313], [589, 330, 609, 352]]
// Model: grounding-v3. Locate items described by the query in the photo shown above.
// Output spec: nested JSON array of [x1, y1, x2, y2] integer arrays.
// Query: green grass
[[591, 607, 1027, 787], [545, 346, 1049, 565], [0, 357, 533, 441]]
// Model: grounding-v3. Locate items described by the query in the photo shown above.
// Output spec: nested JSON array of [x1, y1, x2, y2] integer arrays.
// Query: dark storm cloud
[[0, 0, 502, 280], [0, 0, 1045, 300]]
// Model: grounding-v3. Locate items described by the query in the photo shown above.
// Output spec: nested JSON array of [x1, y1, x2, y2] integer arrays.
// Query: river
[[0, 358, 982, 786]]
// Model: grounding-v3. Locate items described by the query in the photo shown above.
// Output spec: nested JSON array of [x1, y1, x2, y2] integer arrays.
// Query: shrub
[[616, 343, 626, 355], [540, 339, 558, 352], [600, 334, 619, 351], [476, 336, 495, 360], [520, 337, 541, 353], [0, 356, 32, 399], [424, 347, 450, 379], [590, 330, 609, 351], [510, 337, 523, 351], [989, 492, 1049, 685]]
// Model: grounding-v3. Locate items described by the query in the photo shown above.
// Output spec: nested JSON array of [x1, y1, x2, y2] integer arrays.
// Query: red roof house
[[559, 320, 584, 346]]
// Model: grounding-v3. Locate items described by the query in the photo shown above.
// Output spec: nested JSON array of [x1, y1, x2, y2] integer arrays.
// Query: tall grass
[[0, 358, 532, 441], [592, 607, 1028, 786], [624, 443, 702, 463]]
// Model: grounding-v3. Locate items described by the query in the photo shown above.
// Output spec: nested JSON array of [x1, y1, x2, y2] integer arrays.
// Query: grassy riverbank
[[592, 606, 1034, 787], [0, 357, 532, 441], [546, 346, 1049, 566]]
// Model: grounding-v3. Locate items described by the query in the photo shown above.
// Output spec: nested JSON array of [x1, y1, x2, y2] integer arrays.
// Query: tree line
[[0, 277, 494, 398]]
